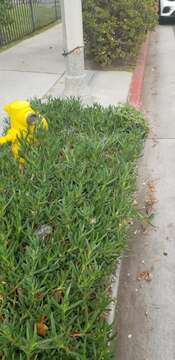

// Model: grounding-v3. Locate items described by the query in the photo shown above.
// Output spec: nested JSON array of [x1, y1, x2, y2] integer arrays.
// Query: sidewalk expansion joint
[[0, 69, 59, 75], [148, 137, 175, 140]]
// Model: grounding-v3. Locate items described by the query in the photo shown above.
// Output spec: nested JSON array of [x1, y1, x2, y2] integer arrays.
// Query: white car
[[159, 0, 175, 21]]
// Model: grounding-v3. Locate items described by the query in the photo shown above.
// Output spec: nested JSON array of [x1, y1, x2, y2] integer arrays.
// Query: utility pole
[[61, 0, 88, 98]]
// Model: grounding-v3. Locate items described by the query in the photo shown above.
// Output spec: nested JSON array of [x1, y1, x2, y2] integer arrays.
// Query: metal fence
[[0, 0, 61, 47]]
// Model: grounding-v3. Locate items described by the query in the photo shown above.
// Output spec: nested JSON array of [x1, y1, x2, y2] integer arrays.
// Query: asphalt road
[[114, 24, 175, 360]]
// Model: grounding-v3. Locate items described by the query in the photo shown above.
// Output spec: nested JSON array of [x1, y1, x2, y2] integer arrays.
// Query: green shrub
[[0, 99, 148, 359], [83, 0, 157, 66], [0, 0, 11, 27]]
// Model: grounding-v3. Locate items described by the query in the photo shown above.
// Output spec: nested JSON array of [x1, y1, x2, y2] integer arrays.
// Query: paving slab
[[0, 25, 65, 74], [89, 70, 132, 107], [48, 70, 132, 107], [0, 70, 58, 110]]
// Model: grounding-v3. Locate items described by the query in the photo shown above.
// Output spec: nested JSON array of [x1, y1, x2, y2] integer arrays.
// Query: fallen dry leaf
[[147, 180, 156, 193], [107, 285, 112, 295], [71, 332, 82, 338], [145, 196, 157, 206], [144, 195, 157, 214], [141, 225, 149, 235], [137, 271, 153, 282], [37, 321, 48, 337]]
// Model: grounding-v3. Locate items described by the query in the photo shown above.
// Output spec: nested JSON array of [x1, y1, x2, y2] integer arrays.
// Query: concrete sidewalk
[[115, 25, 175, 360], [0, 25, 64, 111], [0, 23, 132, 128]]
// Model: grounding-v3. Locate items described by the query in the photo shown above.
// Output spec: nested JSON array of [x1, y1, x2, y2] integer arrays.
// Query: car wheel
[[159, 16, 164, 25]]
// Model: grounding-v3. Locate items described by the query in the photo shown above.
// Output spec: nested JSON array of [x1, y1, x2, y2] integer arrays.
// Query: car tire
[[159, 16, 164, 25]]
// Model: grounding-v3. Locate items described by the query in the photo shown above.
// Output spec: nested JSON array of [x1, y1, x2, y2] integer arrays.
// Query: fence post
[[29, 0, 35, 32], [55, 0, 58, 19]]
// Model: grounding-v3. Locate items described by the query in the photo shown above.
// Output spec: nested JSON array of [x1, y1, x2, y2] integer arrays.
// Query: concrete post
[[61, 0, 87, 97]]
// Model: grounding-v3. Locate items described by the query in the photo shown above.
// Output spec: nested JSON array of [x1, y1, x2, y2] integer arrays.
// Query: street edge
[[107, 33, 151, 326], [128, 32, 151, 109], [107, 260, 122, 326]]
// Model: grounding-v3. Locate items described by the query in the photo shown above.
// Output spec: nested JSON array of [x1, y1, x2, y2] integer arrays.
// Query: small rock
[[163, 251, 168, 256], [35, 224, 53, 240], [128, 334, 132, 339]]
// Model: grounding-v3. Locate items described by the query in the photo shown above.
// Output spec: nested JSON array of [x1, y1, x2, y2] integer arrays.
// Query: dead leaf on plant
[[71, 332, 82, 338], [53, 288, 64, 303], [36, 321, 48, 337], [36, 292, 45, 300], [137, 271, 153, 282], [0, 314, 5, 321]]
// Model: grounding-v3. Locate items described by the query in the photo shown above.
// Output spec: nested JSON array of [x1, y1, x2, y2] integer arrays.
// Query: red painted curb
[[128, 33, 151, 109]]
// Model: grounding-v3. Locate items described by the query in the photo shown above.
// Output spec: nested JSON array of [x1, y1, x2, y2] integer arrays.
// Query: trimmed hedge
[[83, 0, 157, 66], [0, 99, 148, 359]]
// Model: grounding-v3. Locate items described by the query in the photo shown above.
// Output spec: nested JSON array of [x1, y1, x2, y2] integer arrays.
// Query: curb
[[128, 33, 151, 109], [108, 34, 151, 326], [107, 260, 122, 326]]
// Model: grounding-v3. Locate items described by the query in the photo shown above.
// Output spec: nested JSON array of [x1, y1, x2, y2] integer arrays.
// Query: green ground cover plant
[[0, 99, 148, 359]]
